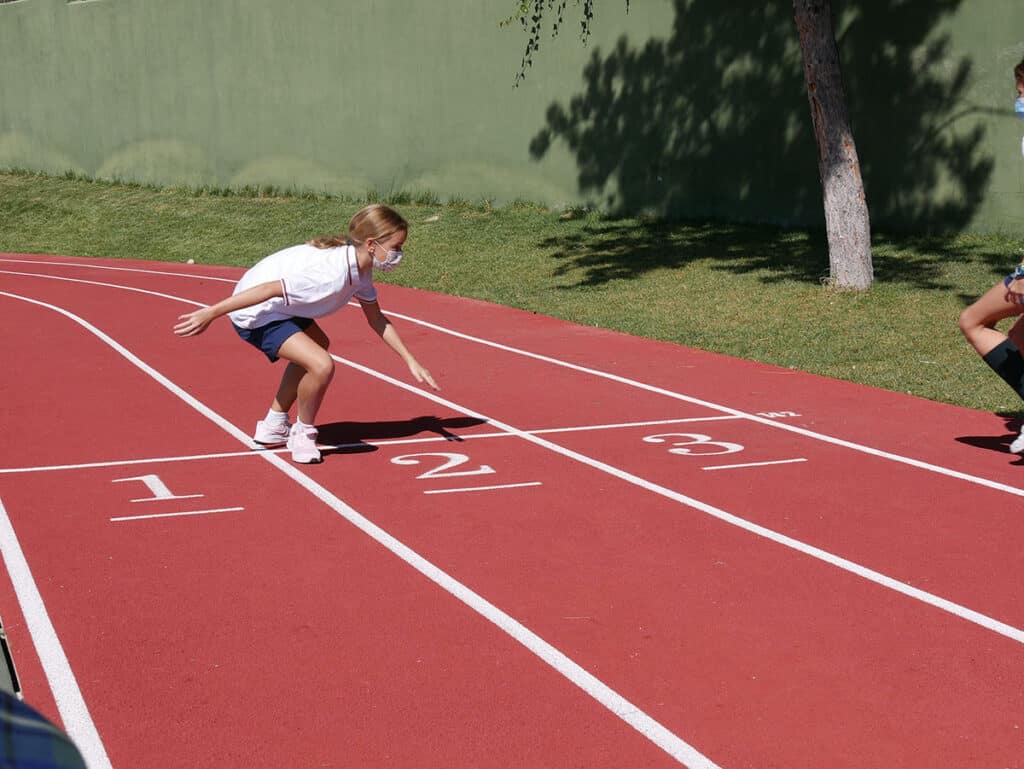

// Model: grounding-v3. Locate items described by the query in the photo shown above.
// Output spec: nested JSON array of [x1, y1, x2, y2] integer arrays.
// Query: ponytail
[[308, 204, 408, 250], [307, 234, 348, 249]]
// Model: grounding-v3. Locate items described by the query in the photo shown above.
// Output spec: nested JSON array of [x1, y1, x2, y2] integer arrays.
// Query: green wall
[[1, 0, 1023, 234]]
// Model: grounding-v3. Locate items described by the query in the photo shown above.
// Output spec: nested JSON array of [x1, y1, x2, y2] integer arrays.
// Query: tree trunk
[[792, 0, 873, 289]]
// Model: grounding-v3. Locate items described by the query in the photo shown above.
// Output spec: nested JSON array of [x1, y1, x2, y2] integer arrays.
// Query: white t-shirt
[[228, 243, 377, 330]]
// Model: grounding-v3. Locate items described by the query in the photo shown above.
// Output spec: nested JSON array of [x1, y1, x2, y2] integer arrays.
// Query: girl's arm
[[360, 300, 440, 390], [173, 280, 284, 337]]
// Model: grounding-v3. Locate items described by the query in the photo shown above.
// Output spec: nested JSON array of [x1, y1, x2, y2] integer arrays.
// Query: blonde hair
[[308, 204, 408, 249]]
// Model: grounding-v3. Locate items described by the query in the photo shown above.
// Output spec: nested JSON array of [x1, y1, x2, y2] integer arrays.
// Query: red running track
[[0, 253, 1022, 769]]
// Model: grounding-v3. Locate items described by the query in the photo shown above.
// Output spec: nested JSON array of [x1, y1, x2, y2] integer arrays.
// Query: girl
[[958, 59, 1024, 453], [174, 204, 438, 464]]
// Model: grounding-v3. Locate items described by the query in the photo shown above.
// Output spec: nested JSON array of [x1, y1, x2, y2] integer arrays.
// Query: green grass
[[3, 169, 1023, 415]]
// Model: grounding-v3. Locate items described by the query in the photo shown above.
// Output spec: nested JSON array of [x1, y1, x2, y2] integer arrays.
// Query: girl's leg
[[1008, 313, 1024, 352], [960, 281, 1024, 451], [271, 322, 331, 416], [275, 322, 334, 426]]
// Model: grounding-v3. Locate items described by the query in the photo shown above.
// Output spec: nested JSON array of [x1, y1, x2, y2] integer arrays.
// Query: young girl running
[[173, 204, 438, 464], [958, 60, 1024, 452]]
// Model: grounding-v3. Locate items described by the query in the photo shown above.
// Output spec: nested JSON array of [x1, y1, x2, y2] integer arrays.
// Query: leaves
[[506, 0, 629, 85]]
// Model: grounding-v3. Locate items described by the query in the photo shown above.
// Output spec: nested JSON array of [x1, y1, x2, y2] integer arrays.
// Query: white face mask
[[371, 239, 404, 272], [372, 248, 403, 272]]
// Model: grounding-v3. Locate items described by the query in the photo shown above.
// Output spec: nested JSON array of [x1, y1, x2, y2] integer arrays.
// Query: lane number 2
[[391, 453, 496, 479]]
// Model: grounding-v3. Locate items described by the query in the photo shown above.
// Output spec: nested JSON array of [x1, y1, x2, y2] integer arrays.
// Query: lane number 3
[[642, 433, 744, 456]]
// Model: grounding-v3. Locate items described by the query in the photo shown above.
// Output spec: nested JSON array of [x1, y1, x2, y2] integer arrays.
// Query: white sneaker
[[287, 423, 322, 464], [1010, 426, 1024, 454], [253, 418, 291, 446]]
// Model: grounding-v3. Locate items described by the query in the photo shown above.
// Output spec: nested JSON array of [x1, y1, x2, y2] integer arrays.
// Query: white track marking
[[110, 507, 245, 522], [0, 258, 236, 284], [6, 268, 1015, 499], [328, 353, 1024, 646], [125, 494, 204, 504], [423, 482, 543, 495], [1, 293, 722, 768], [528, 416, 742, 434], [0, 498, 113, 769], [0, 417, 743, 475], [702, 459, 808, 471], [4, 278, 1024, 645], [381, 310, 1024, 497], [0, 270, 207, 307], [5, 265, 1019, 497], [0, 450, 268, 475]]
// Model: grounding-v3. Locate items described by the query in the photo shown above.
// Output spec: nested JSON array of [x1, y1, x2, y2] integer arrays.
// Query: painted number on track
[[390, 452, 497, 479], [642, 433, 745, 456], [112, 474, 203, 503]]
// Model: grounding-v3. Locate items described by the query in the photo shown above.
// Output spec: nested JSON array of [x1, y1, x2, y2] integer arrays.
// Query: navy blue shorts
[[233, 317, 314, 362]]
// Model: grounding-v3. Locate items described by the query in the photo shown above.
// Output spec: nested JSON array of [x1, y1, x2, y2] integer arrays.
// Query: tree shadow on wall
[[530, 0, 996, 286]]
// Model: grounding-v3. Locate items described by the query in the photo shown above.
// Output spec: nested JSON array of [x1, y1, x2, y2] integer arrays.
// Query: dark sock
[[982, 339, 1024, 400]]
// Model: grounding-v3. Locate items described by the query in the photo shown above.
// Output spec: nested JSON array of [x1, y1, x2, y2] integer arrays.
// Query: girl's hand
[[174, 307, 216, 337], [408, 360, 439, 390]]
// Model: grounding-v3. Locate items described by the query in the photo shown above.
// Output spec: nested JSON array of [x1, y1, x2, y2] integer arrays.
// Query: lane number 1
[[112, 474, 204, 503]]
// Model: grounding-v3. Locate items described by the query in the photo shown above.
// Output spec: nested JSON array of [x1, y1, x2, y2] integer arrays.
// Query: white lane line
[[127, 494, 204, 504], [528, 416, 742, 434], [7, 264, 1021, 498], [0, 417, 740, 475], [0, 270, 207, 308], [424, 482, 542, 495], [329, 352, 1024, 646], [0, 259, 237, 284], [382, 309, 1024, 497], [0, 498, 113, 769], [7, 280, 1024, 648], [702, 458, 808, 471], [2, 294, 721, 767], [0, 450, 268, 475], [110, 507, 245, 522]]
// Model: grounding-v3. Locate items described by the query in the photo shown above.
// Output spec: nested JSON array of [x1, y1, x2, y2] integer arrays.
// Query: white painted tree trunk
[[793, 0, 873, 289]]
